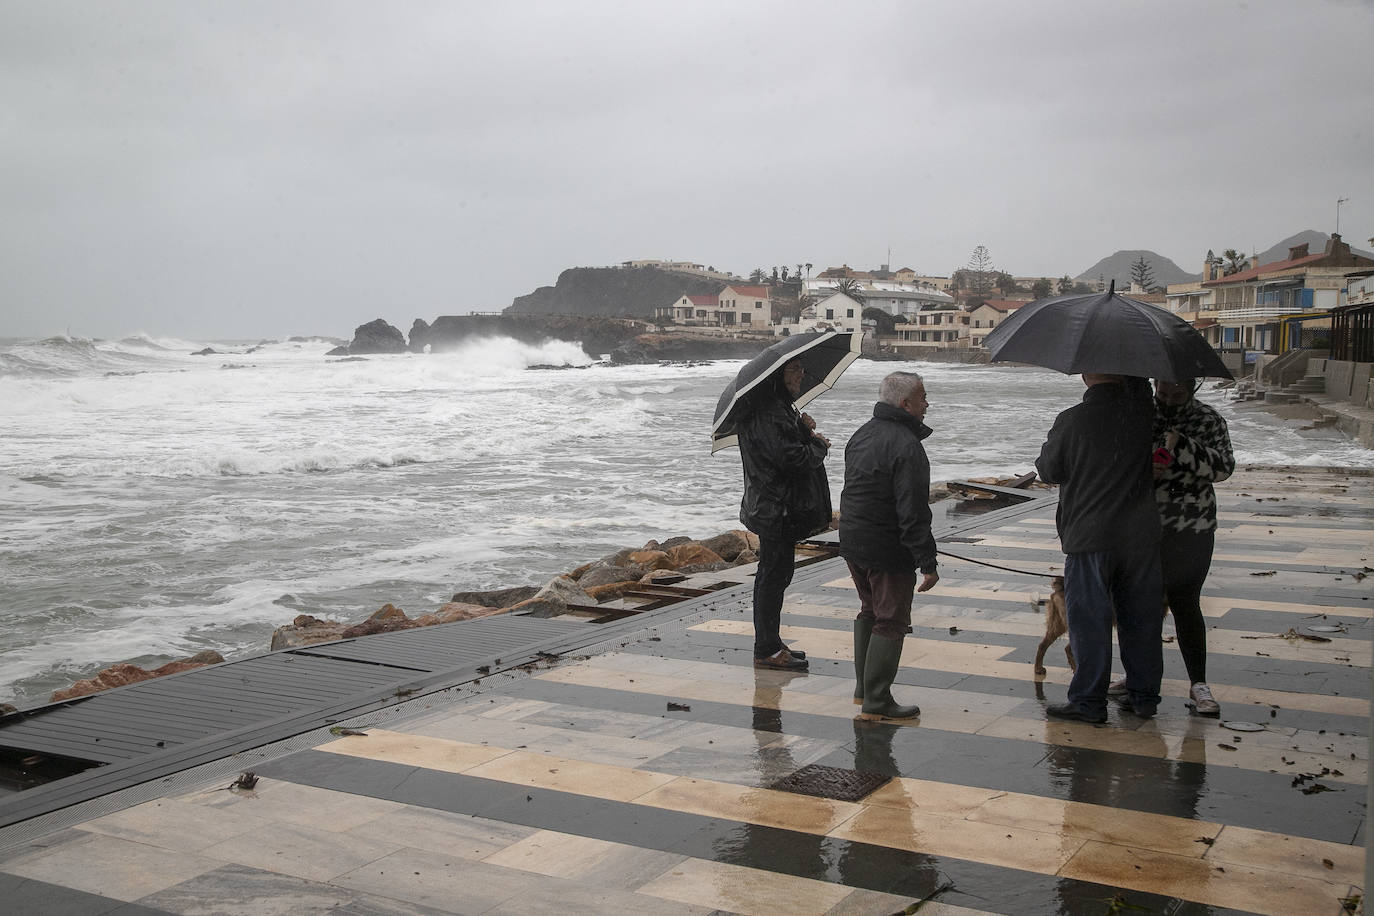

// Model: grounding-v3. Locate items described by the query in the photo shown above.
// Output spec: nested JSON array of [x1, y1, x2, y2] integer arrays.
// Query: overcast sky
[[2, 1, 1370, 341]]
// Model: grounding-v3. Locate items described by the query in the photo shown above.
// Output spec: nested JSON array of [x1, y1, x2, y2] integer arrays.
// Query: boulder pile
[[267, 526, 775, 647]]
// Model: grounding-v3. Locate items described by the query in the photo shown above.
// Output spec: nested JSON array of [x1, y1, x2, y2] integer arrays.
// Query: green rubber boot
[[852, 618, 873, 705], [858, 633, 920, 720]]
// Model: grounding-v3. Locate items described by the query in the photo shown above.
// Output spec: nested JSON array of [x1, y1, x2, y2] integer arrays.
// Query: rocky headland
[[331, 315, 770, 364]]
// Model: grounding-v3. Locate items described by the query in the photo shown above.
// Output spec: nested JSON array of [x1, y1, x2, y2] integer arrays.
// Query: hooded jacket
[[838, 401, 937, 574], [1036, 378, 1161, 554], [735, 381, 831, 540]]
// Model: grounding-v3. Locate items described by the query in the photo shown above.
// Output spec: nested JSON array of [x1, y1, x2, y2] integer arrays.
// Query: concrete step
[[1264, 391, 1300, 404]]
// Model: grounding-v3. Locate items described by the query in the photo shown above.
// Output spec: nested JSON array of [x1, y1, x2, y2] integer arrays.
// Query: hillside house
[[658, 294, 719, 325], [715, 285, 772, 327]]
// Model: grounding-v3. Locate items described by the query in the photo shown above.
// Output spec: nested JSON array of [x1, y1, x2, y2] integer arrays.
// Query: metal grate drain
[[768, 763, 891, 802]]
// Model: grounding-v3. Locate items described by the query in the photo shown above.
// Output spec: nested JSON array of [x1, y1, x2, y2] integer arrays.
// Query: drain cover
[[1221, 721, 1266, 732], [768, 764, 891, 802]]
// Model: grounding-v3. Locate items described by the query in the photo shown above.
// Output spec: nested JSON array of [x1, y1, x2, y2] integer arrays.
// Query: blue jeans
[[1064, 545, 1164, 714]]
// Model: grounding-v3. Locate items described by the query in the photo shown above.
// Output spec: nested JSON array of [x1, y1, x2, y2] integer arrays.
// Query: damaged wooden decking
[[0, 466, 1369, 915]]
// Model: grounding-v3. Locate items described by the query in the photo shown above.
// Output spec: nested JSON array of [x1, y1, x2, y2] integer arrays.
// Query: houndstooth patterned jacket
[[1153, 399, 1235, 534]]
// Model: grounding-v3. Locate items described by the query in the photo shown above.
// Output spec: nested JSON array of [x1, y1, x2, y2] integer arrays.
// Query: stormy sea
[[3, 333, 1370, 709]]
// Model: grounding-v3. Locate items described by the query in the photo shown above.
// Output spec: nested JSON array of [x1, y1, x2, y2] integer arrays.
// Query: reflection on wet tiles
[[137, 862, 408, 916], [464, 749, 677, 802], [634, 777, 861, 835], [482, 882, 716, 916], [1207, 823, 1367, 884], [321, 729, 511, 775], [343, 806, 535, 860], [635, 745, 824, 788], [333, 847, 554, 913], [481, 828, 687, 890], [830, 803, 1084, 875], [637, 856, 853, 915], [1060, 839, 1351, 916]]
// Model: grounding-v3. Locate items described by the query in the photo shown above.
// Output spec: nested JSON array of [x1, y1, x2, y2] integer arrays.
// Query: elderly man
[[839, 371, 939, 720], [1036, 374, 1163, 724]]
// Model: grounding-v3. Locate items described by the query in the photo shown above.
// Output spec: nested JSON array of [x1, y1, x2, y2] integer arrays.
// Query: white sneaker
[[1189, 682, 1220, 716], [1106, 676, 1128, 696]]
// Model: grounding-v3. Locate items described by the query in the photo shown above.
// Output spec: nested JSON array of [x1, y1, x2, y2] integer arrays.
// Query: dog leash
[[935, 548, 1060, 579]]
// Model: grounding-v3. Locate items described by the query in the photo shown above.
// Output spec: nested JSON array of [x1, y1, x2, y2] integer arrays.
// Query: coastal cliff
[[507, 266, 725, 318]]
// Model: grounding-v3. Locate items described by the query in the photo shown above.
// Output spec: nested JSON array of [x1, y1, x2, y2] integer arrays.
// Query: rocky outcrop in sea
[[333, 316, 773, 363]]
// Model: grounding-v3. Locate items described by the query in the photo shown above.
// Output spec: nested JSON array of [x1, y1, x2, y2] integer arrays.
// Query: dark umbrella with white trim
[[710, 331, 862, 453]]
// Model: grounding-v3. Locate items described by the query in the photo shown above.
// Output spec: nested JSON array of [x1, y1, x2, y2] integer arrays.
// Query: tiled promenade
[[0, 466, 1369, 914]]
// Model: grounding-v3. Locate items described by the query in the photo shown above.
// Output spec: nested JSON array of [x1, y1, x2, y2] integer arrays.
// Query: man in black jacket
[[1036, 374, 1163, 724], [736, 359, 832, 670], [839, 371, 939, 719]]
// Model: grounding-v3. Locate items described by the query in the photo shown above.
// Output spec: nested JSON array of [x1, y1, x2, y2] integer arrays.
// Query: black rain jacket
[[735, 382, 831, 541], [1035, 378, 1161, 554], [838, 402, 937, 574]]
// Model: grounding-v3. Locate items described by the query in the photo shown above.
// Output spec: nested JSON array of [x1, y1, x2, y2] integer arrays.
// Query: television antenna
[[1336, 196, 1350, 234]]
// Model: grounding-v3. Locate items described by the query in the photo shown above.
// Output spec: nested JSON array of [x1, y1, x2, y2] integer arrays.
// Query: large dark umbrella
[[982, 281, 1231, 382], [711, 330, 861, 453]]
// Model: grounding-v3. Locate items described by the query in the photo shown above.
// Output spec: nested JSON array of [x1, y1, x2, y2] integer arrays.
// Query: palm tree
[[833, 277, 865, 305], [1221, 249, 1249, 275]]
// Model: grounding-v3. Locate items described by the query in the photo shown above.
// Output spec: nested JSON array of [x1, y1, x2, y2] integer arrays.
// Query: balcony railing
[[1214, 305, 1308, 322]]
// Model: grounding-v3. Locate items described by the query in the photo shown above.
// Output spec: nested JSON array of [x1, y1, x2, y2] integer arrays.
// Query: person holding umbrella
[[713, 331, 861, 671], [1035, 374, 1164, 723], [1129, 377, 1234, 716], [734, 358, 832, 669], [984, 281, 1232, 723]]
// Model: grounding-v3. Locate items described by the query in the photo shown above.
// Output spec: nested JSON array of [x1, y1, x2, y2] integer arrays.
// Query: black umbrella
[[711, 331, 862, 453], [981, 281, 1231, 382]]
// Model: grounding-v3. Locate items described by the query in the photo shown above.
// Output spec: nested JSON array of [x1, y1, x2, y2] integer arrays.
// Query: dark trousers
[[1064, 544, 1164, 714], [1161, 528, 1215, 685], [846, 561, 916, 640], [753, 536, 796, 658]]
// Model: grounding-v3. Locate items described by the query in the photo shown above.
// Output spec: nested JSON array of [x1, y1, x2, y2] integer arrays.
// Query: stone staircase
[[1229, 375, 1339, 426]]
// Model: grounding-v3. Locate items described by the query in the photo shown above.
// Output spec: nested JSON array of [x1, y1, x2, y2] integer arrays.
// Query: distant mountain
[[1075, 250, 1199, 290], [1251, 229, 1374, 267]]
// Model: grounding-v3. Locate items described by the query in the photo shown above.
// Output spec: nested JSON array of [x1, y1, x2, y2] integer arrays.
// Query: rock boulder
[[578, 565, 645, 589], [700, 531, 750, 563], [664, 543, 724, 569], [51, 650, 226, 702], [346, 319, 407, 355], [449, 585, 539, 608], [270, 614, 347, 650]]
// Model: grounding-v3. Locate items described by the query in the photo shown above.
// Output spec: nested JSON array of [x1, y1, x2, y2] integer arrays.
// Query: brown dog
[[1033, 576, 1072, 675]]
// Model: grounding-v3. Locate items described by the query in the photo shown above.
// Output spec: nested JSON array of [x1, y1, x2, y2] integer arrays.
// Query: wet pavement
[[0, 466, 1368, 914]]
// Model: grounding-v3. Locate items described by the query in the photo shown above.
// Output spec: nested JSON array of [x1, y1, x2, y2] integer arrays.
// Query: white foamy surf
[[1, 333, 1368, 707]]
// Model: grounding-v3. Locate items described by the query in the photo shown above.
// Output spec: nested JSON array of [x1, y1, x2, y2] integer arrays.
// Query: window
[[846, 309, 854, 318], [755, 301, 763, 309], [825, 309, 834, 319]]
